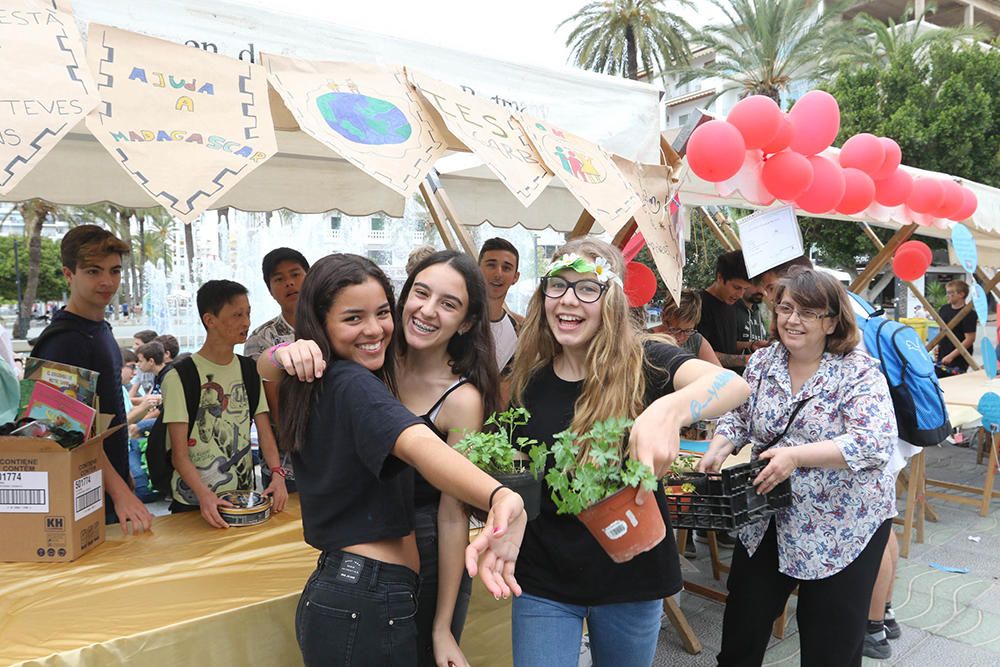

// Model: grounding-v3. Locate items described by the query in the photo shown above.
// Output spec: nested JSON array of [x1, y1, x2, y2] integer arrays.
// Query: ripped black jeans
[[296, 550, 420, 666]]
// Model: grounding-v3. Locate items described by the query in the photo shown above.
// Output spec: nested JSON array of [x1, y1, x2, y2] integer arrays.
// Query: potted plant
[[539, 416, 664, 564], [663, 455, 708, 497], [453, 407, 546, 520]]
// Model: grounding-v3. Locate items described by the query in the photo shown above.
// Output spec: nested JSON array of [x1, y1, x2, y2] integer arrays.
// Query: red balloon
[[839, 133, 885, 176], [907, 179, 945, 214], [687, 120, 747, 182], [795, 155, 846, 214], [727, 95, 783, 150], [898, 240, 932, 266], [950, 187, 978, 221], [874, 168, 913, 207], [761, 150, 814, 201], [788, 90, 841, 156], [874, 138, 902, 180], [836, 168, 876, 215], [762, 114, 794, 154], [934, 180, 964, 219], [624, 262, 657, 308], [893, 247, 928, 282]]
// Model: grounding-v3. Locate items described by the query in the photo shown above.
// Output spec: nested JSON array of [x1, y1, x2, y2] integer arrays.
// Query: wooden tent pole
[[698, 207, 735, 251], [613, 220, 638, 249], [568, 210, 596, 239], [716, 212, 742, 249], [975, 267, 1000, 302], [419, 181, 457, 251], [850, 224, 917, 293], [424, 172, 477, 256]]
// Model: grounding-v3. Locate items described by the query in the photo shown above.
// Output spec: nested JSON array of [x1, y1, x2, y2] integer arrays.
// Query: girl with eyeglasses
[[508, 238, 749, 666], [653, 289, 722, 366], [700, 267, 897, 666]]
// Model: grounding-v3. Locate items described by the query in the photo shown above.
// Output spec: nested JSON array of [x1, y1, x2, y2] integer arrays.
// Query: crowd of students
[[21, 223, 930, 666]]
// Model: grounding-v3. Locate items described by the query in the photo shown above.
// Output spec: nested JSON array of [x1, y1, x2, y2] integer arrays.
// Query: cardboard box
[[0, 426, 119, 562]]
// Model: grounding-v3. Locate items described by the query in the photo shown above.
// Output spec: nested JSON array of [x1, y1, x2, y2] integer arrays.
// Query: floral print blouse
[[715, 343, 897, 580]]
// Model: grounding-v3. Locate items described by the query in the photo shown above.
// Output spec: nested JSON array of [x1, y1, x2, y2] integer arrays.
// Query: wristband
[[268, 342, 291, 369], [269, 466, 287, 479], [488, 484, 509, 509]]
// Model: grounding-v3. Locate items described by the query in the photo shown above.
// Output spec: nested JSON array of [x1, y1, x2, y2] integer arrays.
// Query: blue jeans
[[295, 550, 419, 667], [512, 592, 662, 667]]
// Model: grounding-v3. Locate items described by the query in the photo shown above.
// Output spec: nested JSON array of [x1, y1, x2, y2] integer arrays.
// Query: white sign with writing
[[736, 206, 804, 278]]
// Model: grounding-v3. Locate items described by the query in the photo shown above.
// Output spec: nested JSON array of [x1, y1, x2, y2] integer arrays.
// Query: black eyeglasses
[[541, 276, 608, 303], [663, 326, 697, 337]]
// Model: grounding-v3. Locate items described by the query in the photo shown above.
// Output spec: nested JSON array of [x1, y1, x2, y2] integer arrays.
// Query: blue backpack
[[848, 292, 950, 447]]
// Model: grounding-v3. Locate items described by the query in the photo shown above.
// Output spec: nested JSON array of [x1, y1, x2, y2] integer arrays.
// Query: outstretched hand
[[465, 489, 526, 600], [629, 405, 681, 506]]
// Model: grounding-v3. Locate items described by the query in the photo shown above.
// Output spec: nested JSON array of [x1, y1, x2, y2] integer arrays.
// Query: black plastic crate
[[665, 460, 792, 531]]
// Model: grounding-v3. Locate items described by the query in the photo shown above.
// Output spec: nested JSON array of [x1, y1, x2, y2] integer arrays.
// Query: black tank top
[[414, 378, 470, 508]]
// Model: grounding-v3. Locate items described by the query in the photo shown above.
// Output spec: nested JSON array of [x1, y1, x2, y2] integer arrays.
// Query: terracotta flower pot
[[577, 486, 666, 564]]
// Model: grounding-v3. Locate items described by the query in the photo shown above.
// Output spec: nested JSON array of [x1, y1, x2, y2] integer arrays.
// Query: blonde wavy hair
[[511, 238, 649, 458]]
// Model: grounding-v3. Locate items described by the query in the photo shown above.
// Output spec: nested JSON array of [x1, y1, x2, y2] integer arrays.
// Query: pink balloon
[[761, 150, 814, 200], [727, 95, 783, 150], [899, 240, 933, 265], [907, 179, 945, 214], [762, 115, 794, 154], [950, 187, 978, 221], [687, 120, 747, 182], [893, 247, 929, 282], [788, 90, 841, 156], [874, 138, 902, 180], [934, 180, 964, 219], [795, 155, 846, 214], [839, 133, 886, 176], [836, 168, 876, 215], [874, 168, 913, 207]]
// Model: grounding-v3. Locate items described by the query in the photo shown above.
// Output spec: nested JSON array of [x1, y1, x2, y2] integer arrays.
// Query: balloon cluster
[[892, 240, 932, 282], [686, 92, 979, 225]]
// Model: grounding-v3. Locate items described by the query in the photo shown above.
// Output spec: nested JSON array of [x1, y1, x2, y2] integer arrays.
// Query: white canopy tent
[[1, 0, 665, 233]]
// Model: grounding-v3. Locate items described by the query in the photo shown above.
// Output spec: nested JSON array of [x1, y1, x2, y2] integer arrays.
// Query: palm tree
[[13, 199, 57, 339], [676, 0, 855, 102], [843, 11, 989, 69], [560, 0, 694, 81]]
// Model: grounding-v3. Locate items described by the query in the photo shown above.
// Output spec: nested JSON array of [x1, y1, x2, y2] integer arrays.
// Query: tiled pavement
[[653, 443, 1000, 666]]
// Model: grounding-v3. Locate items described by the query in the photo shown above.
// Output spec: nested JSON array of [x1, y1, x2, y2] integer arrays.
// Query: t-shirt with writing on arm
[[697, 289, 739, 356], [936, 303, 978, 371], [161, 353, 267, 507], [513, 341, 695, 606], [291, 360, 424, 553]]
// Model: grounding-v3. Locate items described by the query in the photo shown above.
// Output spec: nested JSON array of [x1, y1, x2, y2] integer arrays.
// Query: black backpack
[[146, 355, 261, 498]]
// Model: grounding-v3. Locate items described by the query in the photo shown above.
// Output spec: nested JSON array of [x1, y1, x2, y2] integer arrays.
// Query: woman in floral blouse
[[700, 267, 897, 667]]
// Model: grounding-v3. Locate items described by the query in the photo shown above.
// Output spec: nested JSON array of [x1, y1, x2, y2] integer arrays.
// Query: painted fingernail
[[493, 527, 502, 535]]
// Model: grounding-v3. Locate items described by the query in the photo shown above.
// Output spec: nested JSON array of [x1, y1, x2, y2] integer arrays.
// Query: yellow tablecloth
[[0, 496, 318, 667]]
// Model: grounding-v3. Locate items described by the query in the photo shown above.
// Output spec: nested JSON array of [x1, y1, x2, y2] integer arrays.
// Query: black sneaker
[[696, 529, 736, 547], [884, 616, 901, 640], [863, 631, 892, 660]]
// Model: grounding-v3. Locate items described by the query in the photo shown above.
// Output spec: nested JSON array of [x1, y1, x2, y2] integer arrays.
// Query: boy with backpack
[[32, 225, 153, 534], [160, 280, 287, 528]]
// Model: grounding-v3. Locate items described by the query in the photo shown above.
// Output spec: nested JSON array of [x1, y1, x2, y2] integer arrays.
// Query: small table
[[936, 370, 1000, 516]]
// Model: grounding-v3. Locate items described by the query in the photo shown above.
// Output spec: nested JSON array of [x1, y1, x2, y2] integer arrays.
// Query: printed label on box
[[0, 471, 49, 513], [73, 470, 103, 521]]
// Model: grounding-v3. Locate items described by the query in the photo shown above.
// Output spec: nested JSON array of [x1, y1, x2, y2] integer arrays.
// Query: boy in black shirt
[[698, 250, 754, 372], [936, 279, 978, 376], [32, 225, 153, 534]]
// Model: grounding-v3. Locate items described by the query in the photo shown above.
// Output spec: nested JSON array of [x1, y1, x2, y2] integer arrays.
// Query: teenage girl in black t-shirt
[[258, 254, 525, 667], [395, 250, 500, 667], [508, 238, 750, 667]]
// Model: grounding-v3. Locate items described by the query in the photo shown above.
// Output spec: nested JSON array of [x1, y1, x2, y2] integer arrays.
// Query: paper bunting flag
[[518, 115, 640, 234], [408, 70, 551, 207], [0, 0, 99, 195], [85, 25, 277, 224], [264, 55, 447, 197]]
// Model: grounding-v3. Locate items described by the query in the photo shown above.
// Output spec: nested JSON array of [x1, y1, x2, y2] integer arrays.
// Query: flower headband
[[543, 252, 622, 287]]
